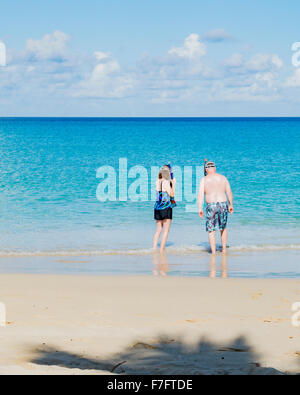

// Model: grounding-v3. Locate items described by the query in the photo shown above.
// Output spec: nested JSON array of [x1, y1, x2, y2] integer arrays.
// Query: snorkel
[[167, 162, 177, 207], [204, 158, 207, 176], [167, 162, 174, 180]]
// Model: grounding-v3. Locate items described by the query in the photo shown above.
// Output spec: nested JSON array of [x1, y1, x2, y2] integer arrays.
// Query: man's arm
[[198, 178, 205, 218], [225, 177, 234, 213]]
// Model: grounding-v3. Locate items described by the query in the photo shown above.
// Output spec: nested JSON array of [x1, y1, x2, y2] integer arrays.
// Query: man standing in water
[[198, 161, 234, 254]]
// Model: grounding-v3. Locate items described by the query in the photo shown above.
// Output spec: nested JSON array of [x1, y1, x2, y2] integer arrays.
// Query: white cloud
[[224, 53, 283, 73], [0, 29, 295, 111], [139, 36, 284, 104], [136, 33, 213, 102], [220, 52, 283, 102], [209, 80, 280, 103], [271, 55, 284, 69], [212, 52, 284, 103], [246, 53, 283, 71], [25, 31, 70, 61], [94, 51, 110, 61], [72, 52, 135, 98], [168, 34, 206, 59], [285, 68, 300, 87], [92, 53, 120, 77], [223, 53, 244, 68], [203, 29, 232, 43], [137, 36, 285, 104], [255, 72, 277, 88]]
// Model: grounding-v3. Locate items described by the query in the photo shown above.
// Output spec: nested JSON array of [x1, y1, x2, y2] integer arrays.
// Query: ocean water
[[0, 117, 299, 277]]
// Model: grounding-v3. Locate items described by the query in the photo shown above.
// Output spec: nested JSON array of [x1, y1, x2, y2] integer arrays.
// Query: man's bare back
[[203, 173, 228, 204], [198, 161, 234, 254]]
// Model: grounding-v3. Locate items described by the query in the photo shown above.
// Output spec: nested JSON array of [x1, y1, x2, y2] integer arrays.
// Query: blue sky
[[1, 0, 300, 116]]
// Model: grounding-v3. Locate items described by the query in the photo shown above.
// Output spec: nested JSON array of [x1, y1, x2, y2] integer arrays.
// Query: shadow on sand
[[30, 334, 294, 375]]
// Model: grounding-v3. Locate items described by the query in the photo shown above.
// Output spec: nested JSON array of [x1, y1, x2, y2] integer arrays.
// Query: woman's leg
[[153, 221, 163, 249], [160, 219, 171, 252]]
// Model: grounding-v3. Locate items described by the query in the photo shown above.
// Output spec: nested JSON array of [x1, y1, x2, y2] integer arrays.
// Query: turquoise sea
[[0, 117, 299, 277]]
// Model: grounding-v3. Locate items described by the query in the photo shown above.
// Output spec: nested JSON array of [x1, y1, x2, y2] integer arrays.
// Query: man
[[198, 161, 233, 254]]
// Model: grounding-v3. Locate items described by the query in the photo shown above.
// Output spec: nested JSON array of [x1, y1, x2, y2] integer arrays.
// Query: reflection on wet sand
[[153, 252, 170, 276], [152, 252, 228, 278], [209, 253, 228, 279]]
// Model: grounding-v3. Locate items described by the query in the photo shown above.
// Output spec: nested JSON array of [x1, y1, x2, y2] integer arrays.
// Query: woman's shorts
[[154, 207, 173, 221]]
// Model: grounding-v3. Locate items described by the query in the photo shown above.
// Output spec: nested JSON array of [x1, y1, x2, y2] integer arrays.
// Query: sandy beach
[[0, 273, 299, 375]]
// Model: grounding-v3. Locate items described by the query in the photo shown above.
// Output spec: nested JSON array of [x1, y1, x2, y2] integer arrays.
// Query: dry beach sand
[[0, 274, 300, 375]]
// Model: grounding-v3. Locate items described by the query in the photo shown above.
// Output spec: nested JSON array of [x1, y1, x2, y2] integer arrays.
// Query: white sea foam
[[0, 243, 299, 258]]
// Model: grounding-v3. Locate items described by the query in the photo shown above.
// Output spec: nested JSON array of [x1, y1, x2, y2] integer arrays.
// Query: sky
[[0, 0, 300, 116]]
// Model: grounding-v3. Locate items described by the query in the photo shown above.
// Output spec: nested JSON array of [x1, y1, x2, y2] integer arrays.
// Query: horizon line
[[1, 116, 300, 119]]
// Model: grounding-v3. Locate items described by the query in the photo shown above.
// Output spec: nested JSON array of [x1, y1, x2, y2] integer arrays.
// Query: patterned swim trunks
[[206, 202, 228, 232]]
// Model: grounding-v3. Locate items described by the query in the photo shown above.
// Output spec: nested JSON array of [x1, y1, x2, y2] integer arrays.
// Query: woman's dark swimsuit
[[154, 181, 173, 220], [154, 206, 172, 220]]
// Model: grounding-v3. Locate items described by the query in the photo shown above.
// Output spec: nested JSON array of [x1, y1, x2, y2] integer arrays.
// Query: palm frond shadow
[[30, 334, 291, 375]]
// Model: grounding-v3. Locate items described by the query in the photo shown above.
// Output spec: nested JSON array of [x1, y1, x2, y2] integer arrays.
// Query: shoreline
[[0, 274, 299, 374], [0, 249, 299, 278], [1, 273, 300, 281]]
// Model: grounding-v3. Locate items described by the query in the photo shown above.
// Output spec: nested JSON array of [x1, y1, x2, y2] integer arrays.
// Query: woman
[[153, 165, 176, 252]]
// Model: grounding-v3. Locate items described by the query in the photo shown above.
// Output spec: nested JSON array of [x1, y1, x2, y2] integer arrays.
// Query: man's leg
[[206, 203, 217, 254], [209, 253, 216, 278], [220, 228, 228, 254], [219, 203, 229, 254], [221, 252, 228, 278], [208, 231, 216, 254]]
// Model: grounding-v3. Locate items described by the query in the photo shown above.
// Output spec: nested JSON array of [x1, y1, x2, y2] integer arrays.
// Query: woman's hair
[[158, 166, 171, 181]]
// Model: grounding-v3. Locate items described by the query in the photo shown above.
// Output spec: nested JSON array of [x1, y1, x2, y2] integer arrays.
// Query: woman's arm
[[162, 179, 176, 197], [156, 179, 161, 191], [170, 178, 176, 197]]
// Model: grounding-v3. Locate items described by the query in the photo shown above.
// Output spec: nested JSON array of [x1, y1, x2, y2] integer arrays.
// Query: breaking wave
[[0, 243, 299, 258]]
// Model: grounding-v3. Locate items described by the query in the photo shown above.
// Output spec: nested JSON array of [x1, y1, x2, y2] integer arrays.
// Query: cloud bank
[[0, 30, 299, 115]]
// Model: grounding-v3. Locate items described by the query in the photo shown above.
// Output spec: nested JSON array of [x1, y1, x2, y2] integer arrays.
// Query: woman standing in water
[[153, 165, 176, 252]]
